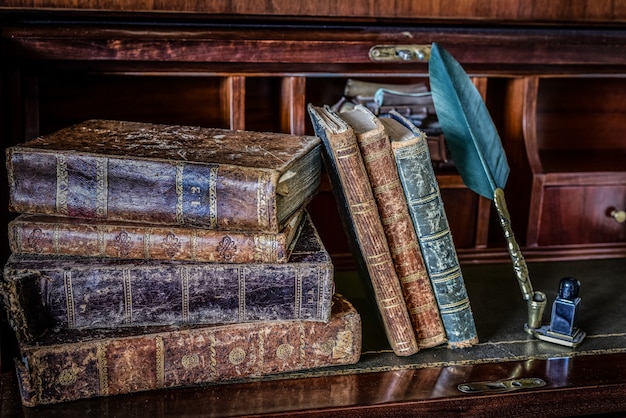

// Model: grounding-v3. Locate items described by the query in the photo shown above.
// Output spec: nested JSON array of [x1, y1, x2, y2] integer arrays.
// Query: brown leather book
[[13, 293, 361, 407], [307, 104, 418, 357], [2, 213, 334, 343], [7, 119, 322, 233], [8, 210, 304, 264], [339, 105, 446, 349]]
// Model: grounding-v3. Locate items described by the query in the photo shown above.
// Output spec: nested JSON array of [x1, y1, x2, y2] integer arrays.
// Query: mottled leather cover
[[6, 119, 321, 233], [14, 293, 361, 406], [2, 213, 334, 342], [341, 107, 446, 349], [388, 113, 478, 349], [308, 104, 418, 357], [8, 209, 304, 263]]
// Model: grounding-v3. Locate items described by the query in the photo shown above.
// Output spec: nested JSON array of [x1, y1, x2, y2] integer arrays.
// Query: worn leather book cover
[[13, 293, 361, 407], [387, 112, 478, 349], [2, 213, 334, 343], [6, 119, 322, 233], [8, 209, 304, 264], [339, 106, 446, 349], [307, 104, 418, 357]]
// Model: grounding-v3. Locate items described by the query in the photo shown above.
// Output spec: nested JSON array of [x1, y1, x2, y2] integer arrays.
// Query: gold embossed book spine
[[308, 104, 419, 357], [13, 294, 361, 407], [8, 210, 304, 264], [2, 213, 334, 343], [338, 106, 446, 349], [387, 113, 478, 349], [6, 119, 321, 233]]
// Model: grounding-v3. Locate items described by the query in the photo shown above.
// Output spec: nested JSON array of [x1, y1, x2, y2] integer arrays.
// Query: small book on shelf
[[336, 105, 446, 349], [2, 212, 334, 343], [307, 104, 419, 357], [8, 209, 304, 264], [383, 111, 478, 349], [7, 119, 322, 233], [13, 293, 361, 407]]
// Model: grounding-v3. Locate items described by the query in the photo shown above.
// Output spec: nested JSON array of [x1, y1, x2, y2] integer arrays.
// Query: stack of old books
[[2, 119, 361, 407]]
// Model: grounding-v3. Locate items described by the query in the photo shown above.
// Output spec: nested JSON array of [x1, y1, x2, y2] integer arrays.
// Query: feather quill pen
[[428, 42, 547, 331]]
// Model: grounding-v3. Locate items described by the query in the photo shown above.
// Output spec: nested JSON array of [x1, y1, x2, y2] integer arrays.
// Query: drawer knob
[[610, 209, 626, 223]]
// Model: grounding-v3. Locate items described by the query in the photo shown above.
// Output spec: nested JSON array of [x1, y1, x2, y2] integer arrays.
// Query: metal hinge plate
[[458, 377, 546, 394], [369, 45, 431, 62]]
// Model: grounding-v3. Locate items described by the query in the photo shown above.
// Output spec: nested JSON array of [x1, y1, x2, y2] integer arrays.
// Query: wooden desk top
[[2, 352, 626, 417], [2, 258, 626, 417]]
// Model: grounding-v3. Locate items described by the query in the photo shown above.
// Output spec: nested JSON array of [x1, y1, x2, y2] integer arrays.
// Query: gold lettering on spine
[[294, 267, 302, 319], [191, 230, 198, 260], [123, 269, 132, 324], [95, 158, 108, 218], [180, 267, 190, 323], [143, 231, 151, 259], [209, 335, 217, 376], [299, 322, 306, 362], [155, 336, 165, 388], [56, 155, 68, 215], [254, 235, 275, 263], [258, 333, 264, 371], [208, 166, 218, 228], [176, 163, 184, 225], [97, 344, 108, 395], [63, 270, 75, 328], [238, 267, 246, 321], [317, 267, 322, 319], [53, 225, 60, 254], [97, 227, 105, 255], [256, 173, 271, 230]]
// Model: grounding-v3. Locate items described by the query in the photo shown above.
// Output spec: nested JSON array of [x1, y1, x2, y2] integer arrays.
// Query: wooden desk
[[2, 258, 626, 417], [2, 353, 626, 417], [1, 4, 626, 416]]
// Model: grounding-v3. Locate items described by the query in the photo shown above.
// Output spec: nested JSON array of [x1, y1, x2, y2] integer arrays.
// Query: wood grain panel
[[1, 0, 625, 24]]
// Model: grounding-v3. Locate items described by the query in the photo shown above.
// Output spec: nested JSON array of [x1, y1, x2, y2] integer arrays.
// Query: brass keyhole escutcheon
[[610, 209, 626, 223]]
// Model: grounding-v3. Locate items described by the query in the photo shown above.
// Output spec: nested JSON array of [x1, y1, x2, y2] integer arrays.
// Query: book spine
[[7, 148, 280, 232], [3, 256, 333, 339], [356, 121, 447, 349], [15, 295, 361, 406], [308, 105, 419, 356], [8, 213, 302, 263], [391, 133, 478, 349]]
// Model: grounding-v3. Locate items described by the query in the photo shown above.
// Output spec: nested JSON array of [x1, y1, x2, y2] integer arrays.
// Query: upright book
[[6, 119, 322, 233], [8, 210, 304, 264], [337, 105, 446, 349], [385, 111, 478, 349], [2, 213, 334, 343], [307, 104, 418, 356], [13, 293, 361, 407]]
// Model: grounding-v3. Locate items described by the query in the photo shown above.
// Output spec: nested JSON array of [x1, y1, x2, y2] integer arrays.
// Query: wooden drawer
[[537, 185, 626, 246]]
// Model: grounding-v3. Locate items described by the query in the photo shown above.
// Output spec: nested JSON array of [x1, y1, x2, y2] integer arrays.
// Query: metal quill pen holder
[[493, 188, 547, 330], [494, 188, 586, 347], [427, 41, 585, 347]]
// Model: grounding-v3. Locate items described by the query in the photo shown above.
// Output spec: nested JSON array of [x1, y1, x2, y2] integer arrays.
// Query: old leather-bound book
[[8, 209, 304, 264], [2, 213, 334, 343], [6, 119, 321, 233], [386, 112, 478, 349], [338, 106, 446, 349], [307, 104, 418, 357], [13, 293, 361, 407]]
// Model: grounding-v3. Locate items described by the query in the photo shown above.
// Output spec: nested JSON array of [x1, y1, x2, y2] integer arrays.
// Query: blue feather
[[428, 42, 510, 199]]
